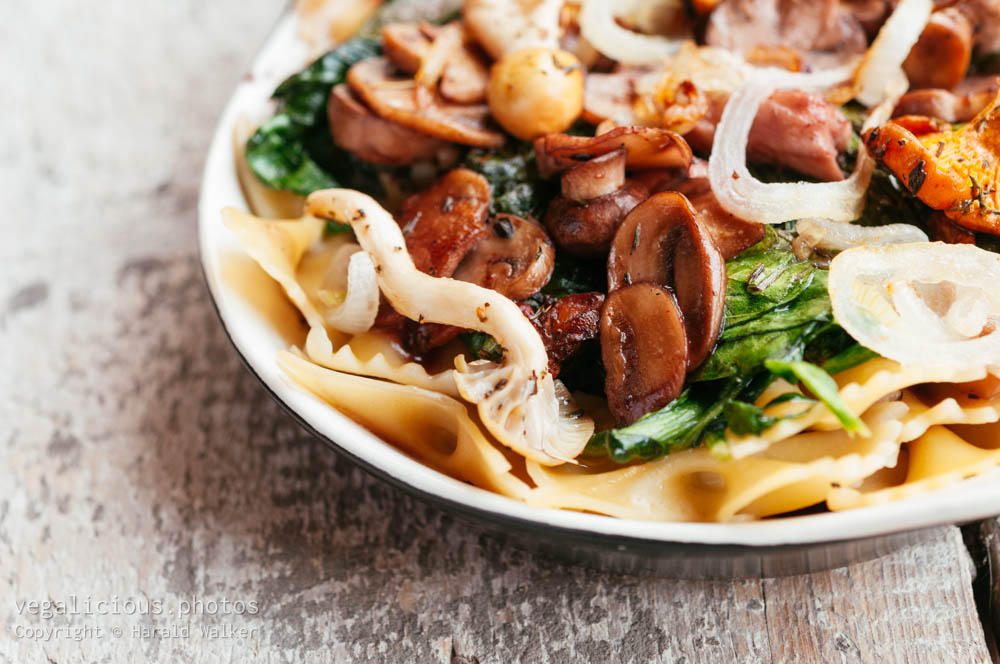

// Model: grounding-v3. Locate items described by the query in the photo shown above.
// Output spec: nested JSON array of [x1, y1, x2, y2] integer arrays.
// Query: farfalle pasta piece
[[827, 425, 1000, 510], [278, 351, 531, 499], [222, 207, 456, 393], [304, 188, 594, 465], [525, 402, 908, 522], [724, 357, 986, 459], [898, 389, 1000, 442]]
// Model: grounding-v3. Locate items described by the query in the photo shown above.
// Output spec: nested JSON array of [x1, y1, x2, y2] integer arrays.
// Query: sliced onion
[[708, 75, 902, 225], [319, 243, 379, 335], [829, 243, 1000, 374], [854, 0, 933, 107], [579, 0, 687, 64], [560, 148, 627, 201], [305, 188, 594, 464], [795, 217, 928, 253]]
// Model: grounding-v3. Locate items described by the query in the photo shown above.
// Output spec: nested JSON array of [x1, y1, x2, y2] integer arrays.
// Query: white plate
[[198, 13, 1000, 563]]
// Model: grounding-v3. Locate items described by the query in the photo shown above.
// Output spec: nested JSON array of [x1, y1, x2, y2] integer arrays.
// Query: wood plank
[[0, 1, 992, 663]]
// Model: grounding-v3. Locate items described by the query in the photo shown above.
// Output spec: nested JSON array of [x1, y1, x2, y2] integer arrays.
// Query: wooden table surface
[[2, 2, 999, 662]]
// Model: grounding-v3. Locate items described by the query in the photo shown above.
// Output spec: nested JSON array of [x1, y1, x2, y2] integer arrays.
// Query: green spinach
[[464, 143, 553, 218], [245, 38, 382, 197]]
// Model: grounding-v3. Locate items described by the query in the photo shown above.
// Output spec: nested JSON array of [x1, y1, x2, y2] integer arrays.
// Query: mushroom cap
[[327, 84, 446, 165], [534, 126, 693, 178], [672, 177, 765, 260], [347, 57, 504, 148], [453, 214, 556, 301], [543, 180, 649, 258], [560, 148, 628, 202], [608, 192, 726, 370], [600, 283, 689, 425]]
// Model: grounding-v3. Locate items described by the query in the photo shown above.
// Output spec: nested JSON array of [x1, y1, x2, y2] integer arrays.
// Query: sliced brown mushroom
[[382, 22, 430, 73], [672, 177, 766, 260], [608, 192, 726, 370], [544, 180, 649, 258], [902, 7, 973, 91], [560, 148, 627, 202], [534, 127, 693, 178], [452, 214, 556, 301], [397, 168, 491, 277], [628, 167, 689, 196], [347, 57, 504, 147], [382, 22, 490, 105], [327, 84, 447, 165], [601, 283, 689, 424]]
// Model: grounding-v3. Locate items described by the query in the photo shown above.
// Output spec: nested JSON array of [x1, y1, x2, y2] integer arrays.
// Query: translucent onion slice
[[854, 0, 934, 106], [579, 0, 687, 64], [795, 217, 929, 253], [708, 77, 894, 224], [318, 243, 380, 335], [829, 243, 1000, 375], [305, 188, 594, 465]]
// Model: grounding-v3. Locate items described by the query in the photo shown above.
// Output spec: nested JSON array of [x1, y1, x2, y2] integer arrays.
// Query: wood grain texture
[[0, 1, 992, 662]]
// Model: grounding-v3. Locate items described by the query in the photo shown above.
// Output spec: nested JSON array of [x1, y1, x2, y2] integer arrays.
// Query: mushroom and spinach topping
[[242, 0, 1000, 474]]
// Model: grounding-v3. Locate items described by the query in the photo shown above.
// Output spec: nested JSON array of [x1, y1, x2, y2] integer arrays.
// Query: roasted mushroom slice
[[560, 149, 627, 202], [544, 180, 649, 258], [347, 57, 504, 147], [902, 7, 973, 91], [382, 22, 490, 105], [382, 22, 430, 73], [601, 283, 689, 424], [672, 177, 766, 259], [397, 168, 492, 276], [327, 84, 447, 165], [452, 214, 556, 301], [864, 91, 1000, 234], [534, 127, 693, 178], [608, 192, 726, 369]]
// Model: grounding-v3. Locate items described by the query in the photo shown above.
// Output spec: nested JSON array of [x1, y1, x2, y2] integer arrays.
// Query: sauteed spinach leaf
[[245, 38, 381, 196], [464, 143, 553, 218]]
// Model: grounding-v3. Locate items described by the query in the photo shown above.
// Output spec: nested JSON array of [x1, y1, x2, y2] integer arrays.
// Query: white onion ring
[[829, 243, 1000, 375], [579, 0, 687, 64], [795, 217, 929, 253], [855, 0, 933, 107], [305, 188, 594, 464], [708, 75, 902, 224], [319, 243, 380, 335]]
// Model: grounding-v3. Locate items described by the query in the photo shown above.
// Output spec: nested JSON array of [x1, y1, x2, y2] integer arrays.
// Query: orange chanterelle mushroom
[[864, 90, 1000, 234]]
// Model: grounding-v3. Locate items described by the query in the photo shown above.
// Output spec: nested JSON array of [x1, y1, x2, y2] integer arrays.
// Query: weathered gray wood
[[0, 1, 992, 662]]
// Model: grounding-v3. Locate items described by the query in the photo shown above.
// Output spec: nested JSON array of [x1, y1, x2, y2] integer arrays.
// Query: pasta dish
[[221, 0, 1000, 522]]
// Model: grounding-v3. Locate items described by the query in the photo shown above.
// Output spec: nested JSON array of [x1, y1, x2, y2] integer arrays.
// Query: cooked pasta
[[219, 0, 1000, 522]]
